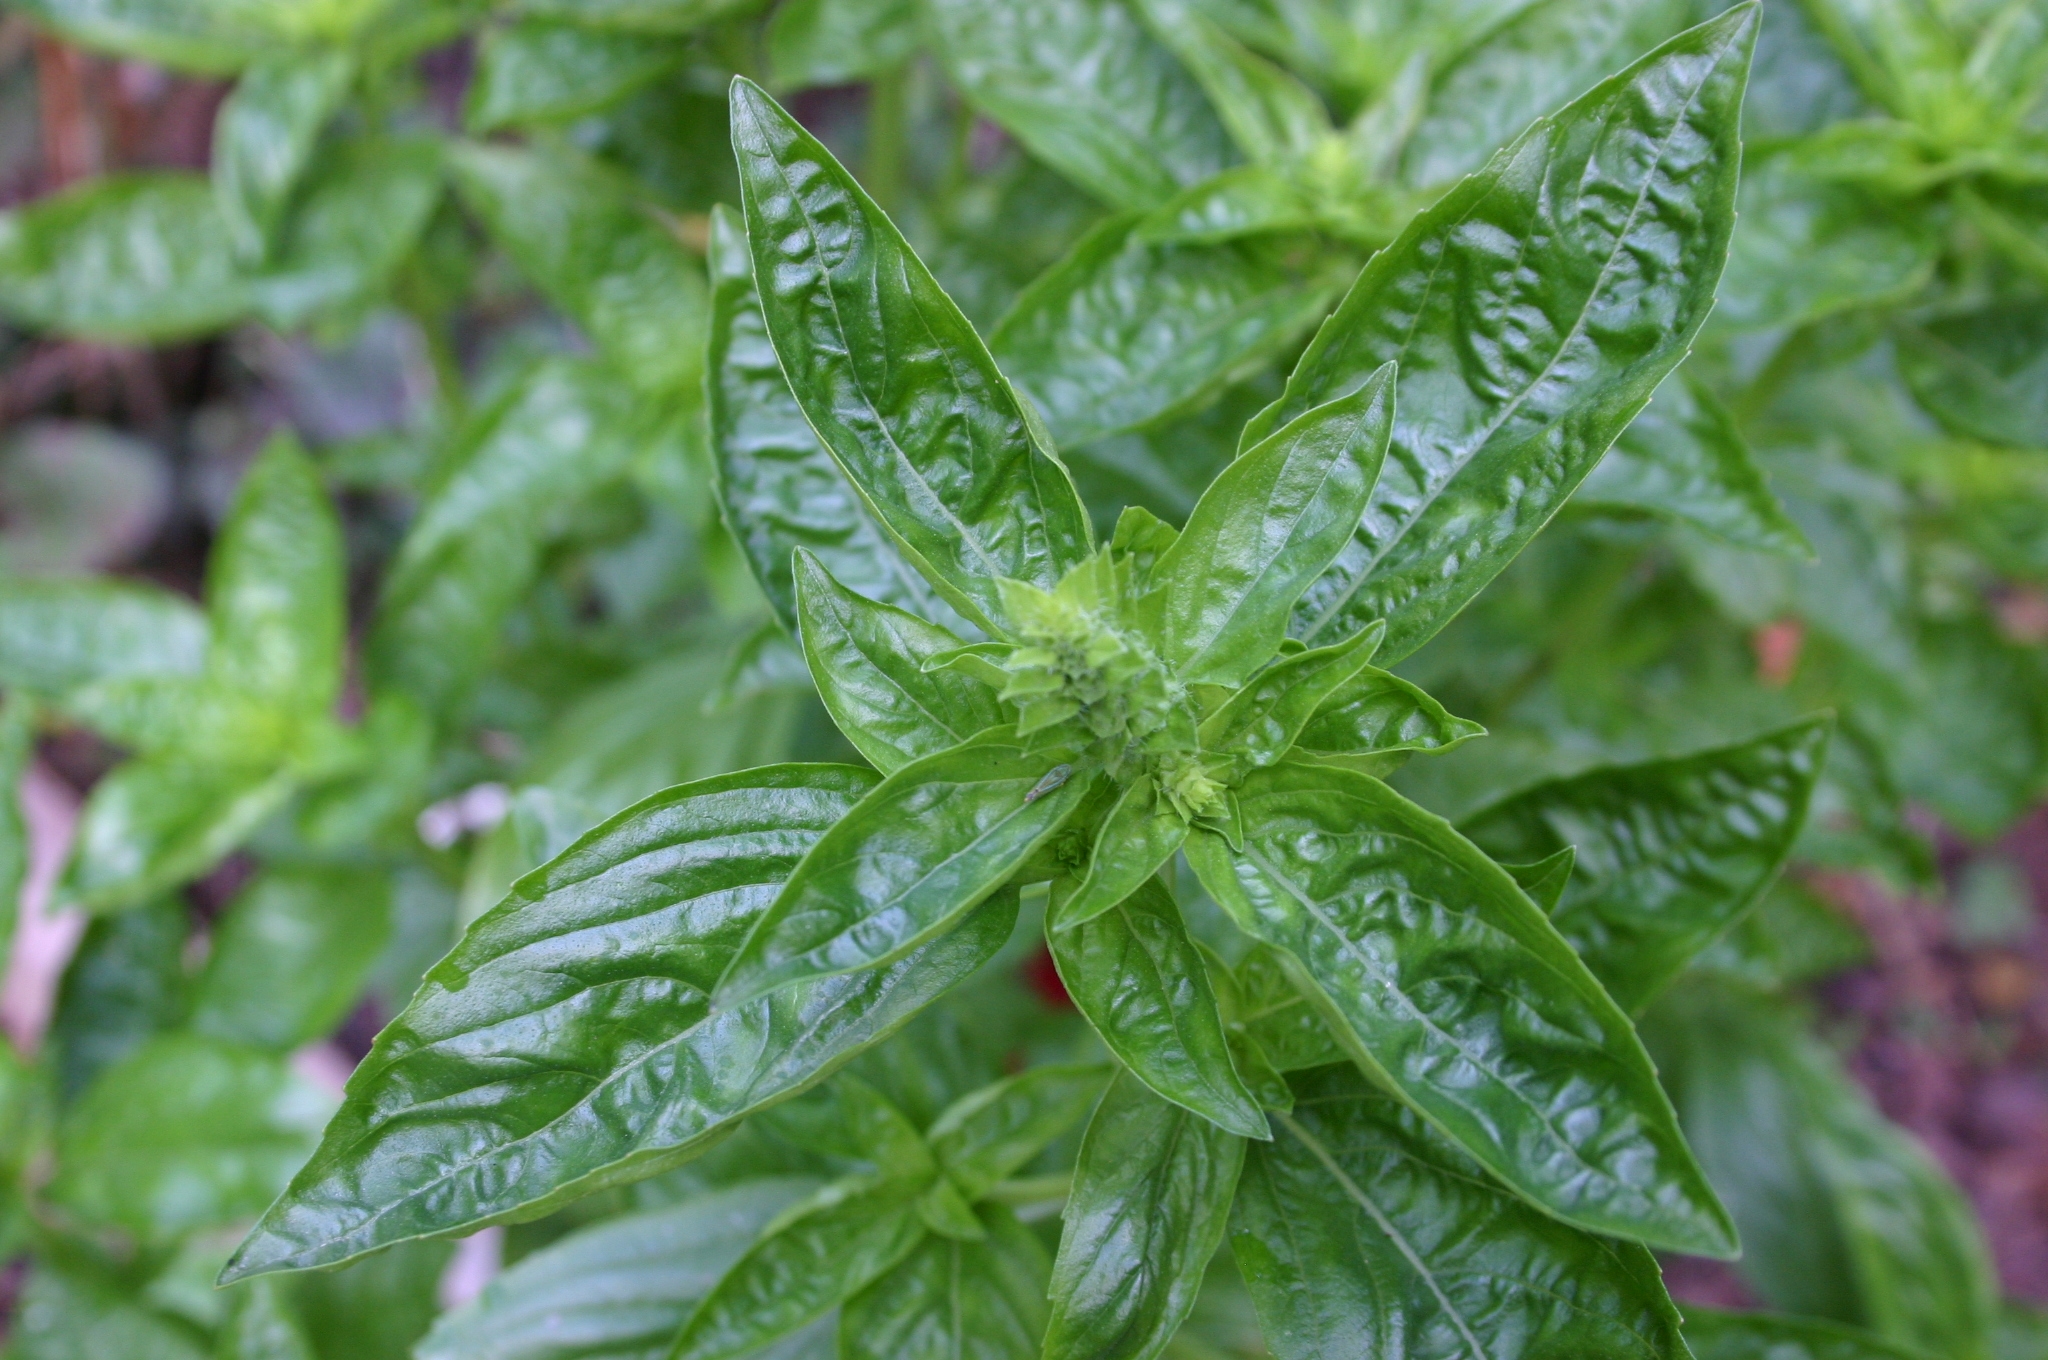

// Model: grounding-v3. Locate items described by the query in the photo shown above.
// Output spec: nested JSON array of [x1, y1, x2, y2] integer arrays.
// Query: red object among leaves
[[1023, 946, 1073, 1009]]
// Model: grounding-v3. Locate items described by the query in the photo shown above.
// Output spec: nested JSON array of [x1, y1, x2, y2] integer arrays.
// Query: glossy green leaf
[[219, 1279, 316, 1360], [1461, 718, 1832, 1013], [1232, 944, 1346, 1073], [48, 1033, 333, 1244], [1187, 761, 1734, 1256], [65, 757, 296, 913], [709, 207, 965, 634], [1134, 165, 1320, 245], [1199, 623, 1383, 767], [673, 1177, 930, 1360], [1153, 366, 1394, 686], [766, 0, 921, 86], [755, 1075, 935, 1180], [1055, 779, 1188, 927], [511, 0, 755, 33], [729, 79, 1092, 631], [928, 1062, 1107, 1200], [1405, 0, 1697, 186], [212, 52, 355, 262], [1132, 0, 1330, 163], [450, 141, 707, 396], [1682, 1307, 1939, 1360], [1504, 845, 1577, 914], [221, 766, 1016, 1280], [925, 0, 1235, 209], [417, 1179, 823, 1360], [1581, 371, 1812, 554], [792, 553, 1005, 774], [0, 575, 207, 698], [716, 735, 1090, 1006], [466, 21, 686, 131], [841, 1205, 1047, 1360], [188, 865, 394, 1052], [1232, 1063, 1691, 1360], [1896, 306, 2048, 450], [1248, 7, 1758, 661], [7, 1265, 208, 1360], [1292, 664, 1484, 760], [1050, 1073, 1242, 1360], [990, 214, 1342, 449], [1050, 877, 1266, 1137]]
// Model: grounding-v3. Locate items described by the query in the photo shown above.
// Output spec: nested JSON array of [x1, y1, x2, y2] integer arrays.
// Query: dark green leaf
[[928, 1062, 1107, 1200], [50, 896, 189, 1101], [1055, 778, 1188, 927], [221, 766, 1015, 1280], [766, 0, 920, 86], [1045, 1070, 1244, 1360], [1231, 944, 1345, 1073], [840, 1203, 1050, 1360], [1248, 7, 1758, 661], [671, 1177, 929, 1360], [7, 1265, 207, 1360], [212, 52, 355, 262], [1133, 165, 1319, 245], [925, 0, 1235, 209], [792, 554, 1005, 774], [0, 575, 207, 698], [49, 1033, 333, 1243], [755, 1075, 935, 1179], [417, 1179, 822, 1360], [1050, 877, 1266, 1137], [65, 758, 296, 913], [1682, 1307, 1939, 1360], [188, 866, 394, 1052], [1153, 366, 1394, 685], [729, 79, 1092, 631], [990, 214, 1343, 449], [1232, 1064, 1691, 1360], [1293, 664, 1484, 759], [466, 21, 686, 132], [288, 1237, 455, 1360], [219, 1279, 316, 1360], [1897, 306, 2048, 450], [715, 735, 1089, 1005], [1188, 761, 1734, 1256], [1461, 717, 1832, 1012], [450, 141, 707, 395], [1198, 623, 1382, 767], [709, 207, 967, 634], [1503, 846, 1576, 914]]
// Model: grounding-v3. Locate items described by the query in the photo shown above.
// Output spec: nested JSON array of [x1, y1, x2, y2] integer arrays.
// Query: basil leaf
[[1503, 846, 1577, 914], [992, 214, 1343, 450], [716, 735, 1090, 1006], [729, 79, 1093, 631], [1293, 664, 1484, 759], [927, 1062, 1108, 1200], [1132, 0, 1331, 164], [710, 208, 966, 635], [65, 758, 296, 913], [7, 1265, 207, 1360], [766, 0, 921, 87], [1198, 623, 1383, 767], [1188, 761, 1734, 1256], [48, 1033, 333, 1244], [925, 0, 1234, 209], [1896, 306, 2048, 450], [1134, 165, 1320, 245], [1050, 877, 1267, 1138], [1044, 1070, 1243, 1360], [672, 1178, 930, 1360], [1682, 1307, 1939, 1360], [841, 1203, 1050, 1360], [1248, 6, 1759, 661], [449, 141, 708, 396], [1462, 717, 1832, 1013], [755, 1075, 935, 1180], [1232, 1064, 1691, 1360], [220, 1278, 315, 1360], [221, 766, 1014, 1280], [0, 576, 207, 699], [212, 52, 355, 261], [1052, 778, 1184, 929], [465, 21, 687, 132], [417, 1179, 823, 1360], [1153, 366, 1394, 686], [50, 897, 187, 1099], [511, 0, 755, 32], [187, 866, 393, 1053], [1404, 0, 1698, 186], [1580, 371, 1812, 555], [1233, 944, 1346, 1073]]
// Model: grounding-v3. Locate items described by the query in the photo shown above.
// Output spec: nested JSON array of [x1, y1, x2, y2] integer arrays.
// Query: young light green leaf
[[1154, 366, 1394, 685], [1188, 760, 1735, 1257], [991, 214, 1344, 450], [212, 52, 354, 262], [1292, 664, 1484, 759], [221, 766, 1015, 1280], [1198, 622, 1383, 767], [716, 735, 1091, 1006], [187, 865, 393, 1052], [1580, 371, 1812, 555], [1050, 877, 1268, 1137], [449, 141, 708, 396], [1132, 0, 1331, 164], [928, 1063, 1109, 1200], [465, 21, 687, 132], [1055, 780, 1185, 931], [671, 1178, 930, 1360], [65, 757, 296, 914], [1462, 718, 1832, 1013], [1232, 1064, 1692, 1360], [0, 576, 207, 698], [1896, 306, 2048, 450], [1250, 6, 1760, 661], [417, 1180, 824, 1360], [1045, 1068, 1248, 1360], [48, 1033, 333, 1244], [1134, 165, 1320, 245], [925, 0, 1235, 209], [1682, 1307, 1940, 1360], [710, 207, 966, 634], [729, 78, 1093, 630], [840, 1204, 1050, 1360]]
